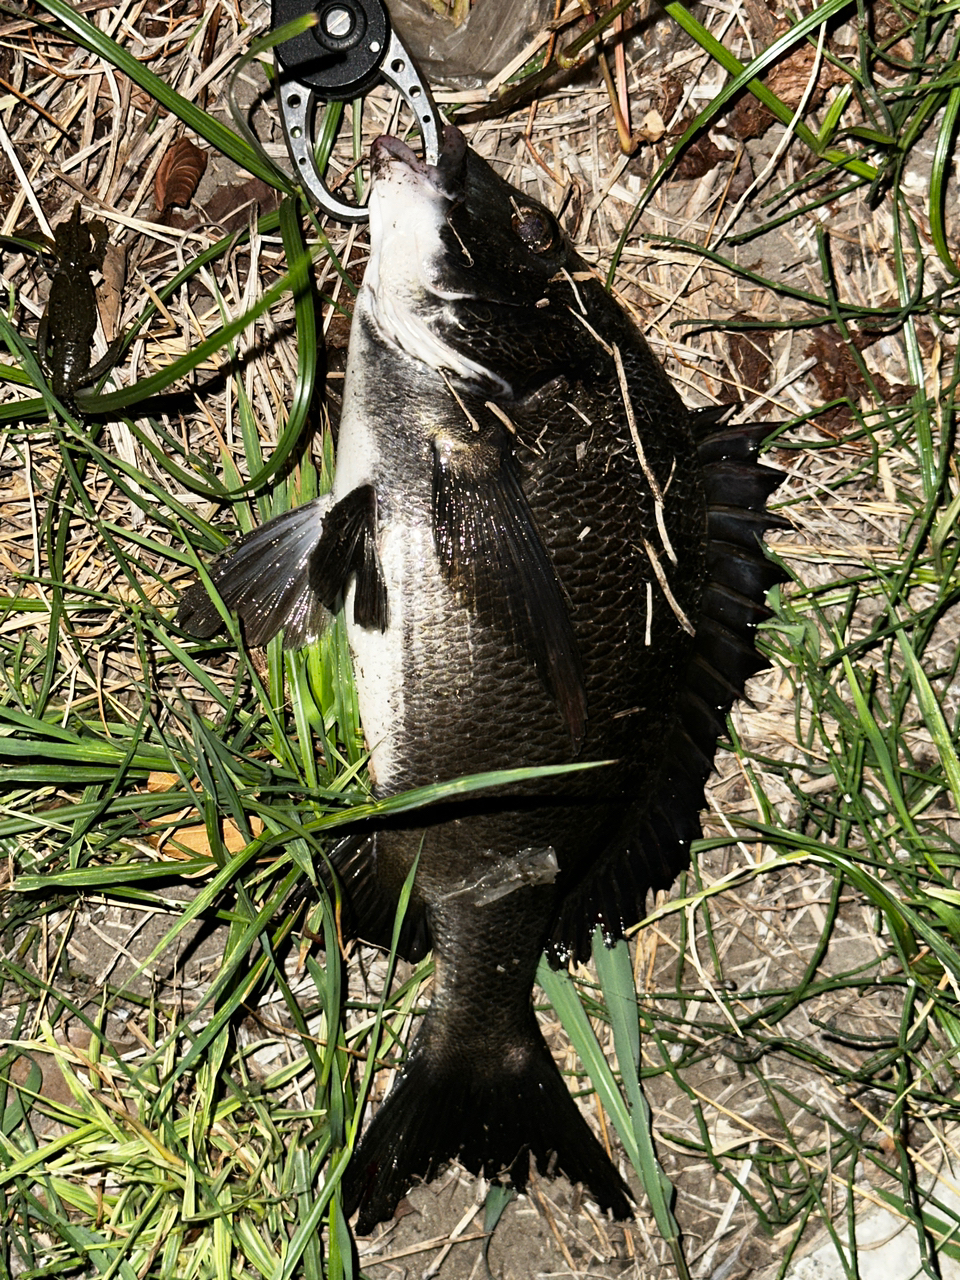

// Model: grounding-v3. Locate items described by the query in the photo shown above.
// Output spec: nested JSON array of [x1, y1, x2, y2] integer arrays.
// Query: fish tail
[[343, 1018, 633, 1233]]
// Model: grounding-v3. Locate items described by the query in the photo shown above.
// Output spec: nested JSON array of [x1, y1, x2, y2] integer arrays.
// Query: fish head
[[364, 125, 605, 399]]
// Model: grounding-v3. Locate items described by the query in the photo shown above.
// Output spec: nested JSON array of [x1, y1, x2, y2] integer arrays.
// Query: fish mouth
[[370, 126, 467, 203], [367, 126, 524, 312], [363, 124, 507, 389]]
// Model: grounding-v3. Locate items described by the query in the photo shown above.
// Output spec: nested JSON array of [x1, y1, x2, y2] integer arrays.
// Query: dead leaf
[[203, 176, 282, 234], [726, 93, 773, 143], [147, 770, 185, 792], [145, 770, 264, 859], [155, 137, 207, 213], [673, 134, 729, 180], [98, 242, 126, 340], [722, 29, 847, 143], [767, 40, 844, 111], [197, 3, 222, 112], [157, 815, 265, 858], [728, 324, 772, 394], [804, 327, 912, 438], [637, 109, 665, 143]]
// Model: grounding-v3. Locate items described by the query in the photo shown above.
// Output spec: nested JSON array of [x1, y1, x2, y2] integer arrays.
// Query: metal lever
[[273, 0, 440, 221]]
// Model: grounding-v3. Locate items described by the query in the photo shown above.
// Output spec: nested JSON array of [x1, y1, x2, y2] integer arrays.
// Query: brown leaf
[[728, 325, 772, 395], [806, 329, 865, 402], [767, 41, 845, 112], [158, 816, 265, 858], [98, 242, 126, 340], [145, 770, 265, 858], [804, 327, 912, 438], [197, 3, 222, 112], [726, 93, 774, 143], [155, 137, 207, 213], [722, 27, 847, 143], [203, 176, 283, 233], [673, 134, 728, 180], [147, 770, 185, 793]]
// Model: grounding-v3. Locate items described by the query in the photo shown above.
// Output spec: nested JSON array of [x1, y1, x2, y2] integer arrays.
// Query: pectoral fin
[[432, 418, 586, 745], [176, 497, 331, 649], [309, 484, 387, 631]]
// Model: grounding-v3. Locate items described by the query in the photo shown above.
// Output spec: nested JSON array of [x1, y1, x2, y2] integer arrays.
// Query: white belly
[[334, 297, 436, 793]]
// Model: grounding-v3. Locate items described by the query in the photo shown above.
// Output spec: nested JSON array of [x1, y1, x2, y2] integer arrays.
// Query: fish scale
[[177, 124, 785, 1233]]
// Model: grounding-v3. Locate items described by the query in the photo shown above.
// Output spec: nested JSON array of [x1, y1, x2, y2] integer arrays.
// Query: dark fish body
[[178, 127, 783, 1232]]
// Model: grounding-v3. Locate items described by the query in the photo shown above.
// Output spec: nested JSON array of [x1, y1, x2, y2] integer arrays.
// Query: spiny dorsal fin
[[549, 407, 786, 964]]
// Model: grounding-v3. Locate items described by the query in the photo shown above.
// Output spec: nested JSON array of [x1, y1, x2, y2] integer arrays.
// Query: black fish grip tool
[[273, 0, 440, 221]]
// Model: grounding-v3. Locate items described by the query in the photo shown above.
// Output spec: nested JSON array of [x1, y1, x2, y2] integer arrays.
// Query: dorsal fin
[[548, 407, 786, 964]]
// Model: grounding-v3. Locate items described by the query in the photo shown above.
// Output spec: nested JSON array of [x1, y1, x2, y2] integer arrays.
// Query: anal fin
[[322, 832, 431, 962]]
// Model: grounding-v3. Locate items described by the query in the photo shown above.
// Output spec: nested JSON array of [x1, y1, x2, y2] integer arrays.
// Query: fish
[[177, 124, 785, 1233]]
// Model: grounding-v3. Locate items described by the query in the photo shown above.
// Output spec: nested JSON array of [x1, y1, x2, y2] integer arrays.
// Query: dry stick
[[694, 1149, 756, 1273], [485, 400, 518, 435], [0, 72, 70, 135], [422, 1200, 484, 1279], [613, 6, 631, 137], [567, 304, 613, 354], [741, 353, 818, 418], [0, 116, 53, 238], [560, 265, 589, 315], [529, 1173, 580, 1271], [642, 538, 695, 636], [441, 370, 482, 433], [611, 342, 678, 565], [359, 1231, 488, 1268], [591, 10, 635, 155], [524, 0, 567, 186]]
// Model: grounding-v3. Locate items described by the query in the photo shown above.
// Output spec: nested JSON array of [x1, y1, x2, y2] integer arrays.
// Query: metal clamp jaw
[[273, 0, 440, 221]]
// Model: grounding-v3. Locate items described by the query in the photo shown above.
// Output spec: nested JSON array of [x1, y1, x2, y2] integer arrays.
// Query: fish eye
[[511, 206, 558, 254]]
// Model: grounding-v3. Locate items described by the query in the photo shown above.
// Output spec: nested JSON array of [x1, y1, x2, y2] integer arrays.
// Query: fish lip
[[370, 134, 423, 175], [370, 125, 466, 202]]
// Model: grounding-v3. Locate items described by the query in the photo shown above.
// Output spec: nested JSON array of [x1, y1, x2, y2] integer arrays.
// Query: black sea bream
[[178, 125, 784, 1232]]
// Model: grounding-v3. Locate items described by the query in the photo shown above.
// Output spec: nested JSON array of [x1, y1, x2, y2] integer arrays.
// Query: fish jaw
[[363, 130, 507, 391], [361, 126, 593, 400]]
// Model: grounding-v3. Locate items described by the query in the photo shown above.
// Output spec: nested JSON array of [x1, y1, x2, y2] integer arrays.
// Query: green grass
[[2, 0, 960, 1276]]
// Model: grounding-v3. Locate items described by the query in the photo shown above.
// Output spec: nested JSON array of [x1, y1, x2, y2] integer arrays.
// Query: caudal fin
[[342, 1022, 633, 1234]]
